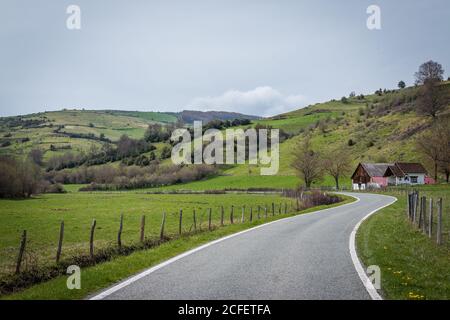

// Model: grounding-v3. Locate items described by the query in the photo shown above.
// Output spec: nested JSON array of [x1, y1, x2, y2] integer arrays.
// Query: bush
[[77, 164, 218, 191], [0, 156, 42, 198], [1, 141, 11, 147], [39, 181, 66, 194], [348, 139, 356, 146]]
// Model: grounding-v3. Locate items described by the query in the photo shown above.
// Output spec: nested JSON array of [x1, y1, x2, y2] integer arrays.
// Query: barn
[[351, 163, 391, 190], [351, 162, 432, 190]]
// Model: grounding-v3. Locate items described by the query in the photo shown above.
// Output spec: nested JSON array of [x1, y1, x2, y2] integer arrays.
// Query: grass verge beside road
[[356, 185, 450, 300], [2, 195, 353, 300]]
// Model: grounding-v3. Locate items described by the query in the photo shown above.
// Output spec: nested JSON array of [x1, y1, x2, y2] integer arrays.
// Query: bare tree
[[416, 80, 447, 117], [28, 148, 43, 166], [291, 136, 323, 188], [323, 147, 352, 190], [414, 60, 444, 85], [416, 119, 450, 181]]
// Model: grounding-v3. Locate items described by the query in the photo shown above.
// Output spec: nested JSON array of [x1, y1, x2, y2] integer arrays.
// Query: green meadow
[[357, 185, 450, 300], [0, 192, 296, 276]]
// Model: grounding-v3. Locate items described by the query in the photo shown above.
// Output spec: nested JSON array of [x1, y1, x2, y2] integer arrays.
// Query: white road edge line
[[347, 194, 398, 301], [89, 195, 360, 300]]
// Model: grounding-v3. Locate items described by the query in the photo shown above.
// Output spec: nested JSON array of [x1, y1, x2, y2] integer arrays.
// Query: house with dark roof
[[384, 162, 429, 186], [351, 162, 432, 190]]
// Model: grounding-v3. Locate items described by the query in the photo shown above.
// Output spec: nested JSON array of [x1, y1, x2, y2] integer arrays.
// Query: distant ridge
[[174, 110, 261, 123]]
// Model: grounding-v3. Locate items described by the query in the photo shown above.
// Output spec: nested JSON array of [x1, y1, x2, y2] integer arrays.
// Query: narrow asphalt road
[[94, 193, 395, 300]]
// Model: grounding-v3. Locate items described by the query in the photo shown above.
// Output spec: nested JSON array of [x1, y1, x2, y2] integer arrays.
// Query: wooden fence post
[[118, 214, 124, 248], [272, 203, 275, 216], [265, 207, 268, 219], [296, 198, 300, 211], [418, 196, 424, 229], [193, 209, 197, 231], [278, 203, 281, 215], [160, 212, 166, 240], [90, 219, 96, 259], [422, 196, 427, 234], [437, 198, 443, 245], [220, 206, 224, 226], [208, 208, 212, 231], [179, 209, 183, 236], [230, 206, 234, 224], [15, 230, 27, 274], [284, 203, 287, 214], [257, 205, 261, 219], [56, 220, 64, 263], [140, 215, 145, 243], [406, 193, 410, 218], [428, 198, 433, 238], [241, 206, 245, 223], [413, 192, 417, 222], [414, 191, 419, 225], [250, 207, 253, 222]]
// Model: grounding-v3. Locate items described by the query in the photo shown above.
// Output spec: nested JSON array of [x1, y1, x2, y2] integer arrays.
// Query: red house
[[351, 163, 390, 190], [351, 162, 432, 190]]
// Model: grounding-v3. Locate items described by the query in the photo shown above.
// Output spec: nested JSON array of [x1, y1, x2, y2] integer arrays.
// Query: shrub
[[0, 156, 42, 198], [77, 164, 218, 191], [1, 141, 11, 147]]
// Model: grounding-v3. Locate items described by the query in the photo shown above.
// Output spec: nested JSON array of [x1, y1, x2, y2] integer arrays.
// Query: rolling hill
[[1, 81, 449, 188], [0, 109, 258, 161]]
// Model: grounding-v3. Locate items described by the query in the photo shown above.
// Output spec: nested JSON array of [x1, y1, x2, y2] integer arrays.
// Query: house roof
[[361, 163, 393, 177], [395, 162, 428, 174], [386, 165, 405, 177], [384, 162, 428, 177]]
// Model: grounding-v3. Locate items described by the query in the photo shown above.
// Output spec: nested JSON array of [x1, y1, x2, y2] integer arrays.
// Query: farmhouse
[[351, 162, 431, 190]]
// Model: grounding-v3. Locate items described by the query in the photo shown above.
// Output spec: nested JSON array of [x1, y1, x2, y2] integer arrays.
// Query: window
[[410, 176, 418, 183]]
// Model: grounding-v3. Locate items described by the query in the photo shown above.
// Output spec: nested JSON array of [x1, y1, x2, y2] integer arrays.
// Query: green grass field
[[357, 185, 450, 299], [1, 195, 353, 300], [0, 192, 296, 276]]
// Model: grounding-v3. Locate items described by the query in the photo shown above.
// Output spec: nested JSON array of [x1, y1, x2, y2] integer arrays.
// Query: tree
[[415, 60, 444, 85], [398, 81, 406, 89], [160, 145, 172, 160], [28, 148, 43, 166], [341, 96, 349, 104], [0, 156, 42, 198], [323, 147, 352, 190], [416, 80, 446, 117], [416, 119, 450, 181], [291, 137, 323, 188]]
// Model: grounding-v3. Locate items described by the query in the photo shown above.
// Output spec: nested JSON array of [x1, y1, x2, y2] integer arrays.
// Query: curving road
[[91, 193, 396, 300]]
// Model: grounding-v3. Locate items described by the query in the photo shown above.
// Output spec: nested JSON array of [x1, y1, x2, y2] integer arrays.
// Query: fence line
[[407, 190, 445, 246], [10, 190, 343, 276]]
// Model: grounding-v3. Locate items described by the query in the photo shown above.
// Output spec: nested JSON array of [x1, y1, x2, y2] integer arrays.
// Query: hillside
[[166, 81, 450, 189], [145, 79, 440, 189], [0, 82, 449, 189], [0, 109, 257, 161]]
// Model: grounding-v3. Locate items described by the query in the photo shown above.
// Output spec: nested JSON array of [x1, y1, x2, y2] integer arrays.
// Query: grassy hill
[[1, 82, 449, 189], [0, 109, 257, 162], [203, 81, 449, 189]]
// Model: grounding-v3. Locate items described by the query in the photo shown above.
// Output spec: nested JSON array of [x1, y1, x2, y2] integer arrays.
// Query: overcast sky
[[0, 0, 449, 117]]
